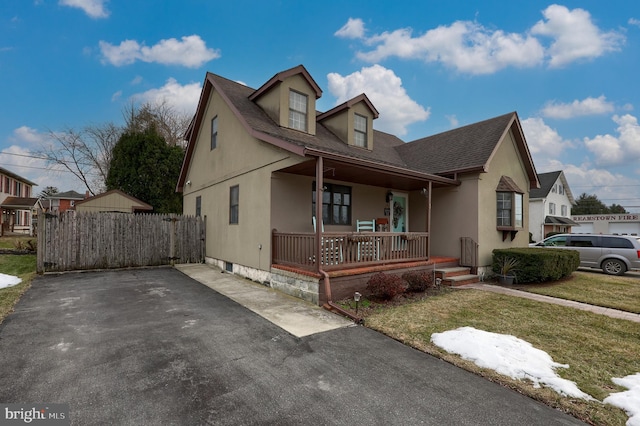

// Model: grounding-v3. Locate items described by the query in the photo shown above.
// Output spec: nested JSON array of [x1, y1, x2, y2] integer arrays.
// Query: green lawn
[[361, 276, 640, 425], [0, 254, 36, 324], [514, 270, 640, 313]]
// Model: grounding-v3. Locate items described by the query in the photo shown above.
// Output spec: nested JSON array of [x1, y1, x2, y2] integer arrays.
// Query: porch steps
[[436, 267, 480, 287]]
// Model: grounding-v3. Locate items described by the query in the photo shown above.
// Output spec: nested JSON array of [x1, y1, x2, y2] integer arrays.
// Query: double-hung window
[[312, 183, 351, 225], [229, 186, 239, 224], [354, 114, 367, 147], [289, 90, 307, 131], [549, 202, 556, 215], [497, 192, 523, 228], [211, 116, 218, 150]]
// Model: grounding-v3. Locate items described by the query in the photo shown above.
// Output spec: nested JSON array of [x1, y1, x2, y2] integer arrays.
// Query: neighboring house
[[177, 65, 539, 305], [528, 171, 577, 242], [74, 190, 153, 213], [42, 190, 86, 213], [0, 167, 39, 236]]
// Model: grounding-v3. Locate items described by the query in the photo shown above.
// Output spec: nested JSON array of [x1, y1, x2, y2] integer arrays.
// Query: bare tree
[[37, 101, 189, 195], [123, 100, 191, 148], [37, 122, 122, 196]]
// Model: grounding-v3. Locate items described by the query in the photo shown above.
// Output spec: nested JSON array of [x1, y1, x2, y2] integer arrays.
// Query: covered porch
[[0, 197, 42, 237], [270, 153, 460, 274]]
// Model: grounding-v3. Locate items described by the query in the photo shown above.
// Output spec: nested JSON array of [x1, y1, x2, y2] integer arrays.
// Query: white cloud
[[99, 35, 220, 68], [2, 130, 87, 192], [335, 18, 365, 39], [531, 4, 624, 67], [111, 90, 122, 102], [10, 126, 48, 146], [355, 21, 544, 75], [340, 6, 623, 74], [327, 65, 430, 136], [521, 117, 572, 157], [584, 114, 640, 166], [59, 0, 109, 19], [131, 78, 201, 115], [541, 95, 615, 119], [445, 115, 459, 128], [630, 18, 640, 28]]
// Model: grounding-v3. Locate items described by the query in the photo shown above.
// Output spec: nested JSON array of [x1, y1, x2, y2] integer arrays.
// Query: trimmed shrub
[[492, 248, 579, 283], [402, 270, 434, 292], [366, 272, 408, 300]]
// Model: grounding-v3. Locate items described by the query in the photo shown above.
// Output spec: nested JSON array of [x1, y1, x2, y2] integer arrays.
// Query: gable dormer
[[249, 65, 322, 135], [317, 94, 379, 150]]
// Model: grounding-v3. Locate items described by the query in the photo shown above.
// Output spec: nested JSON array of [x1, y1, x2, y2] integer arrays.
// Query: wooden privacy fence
[[37, 211, 205, 273]]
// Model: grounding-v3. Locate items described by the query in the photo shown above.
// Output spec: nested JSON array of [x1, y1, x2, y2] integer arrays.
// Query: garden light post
[[354, 292, 361, 315]]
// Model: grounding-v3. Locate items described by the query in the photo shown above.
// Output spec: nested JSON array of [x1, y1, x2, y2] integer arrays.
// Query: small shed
[[74, 190, 153, 213]]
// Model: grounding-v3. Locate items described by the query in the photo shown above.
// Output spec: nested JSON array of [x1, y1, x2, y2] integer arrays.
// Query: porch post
[[427, 181, 432, 259], [315, 156, 324, 273]]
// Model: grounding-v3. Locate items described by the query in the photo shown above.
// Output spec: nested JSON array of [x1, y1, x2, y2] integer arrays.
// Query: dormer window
[[354, 114, 367, 148], [289, 90, 308, 131]]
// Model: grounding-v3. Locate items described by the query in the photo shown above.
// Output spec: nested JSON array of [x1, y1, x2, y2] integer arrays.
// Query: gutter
[[320, 269, 363, 324], [304, 147, 459, 187]]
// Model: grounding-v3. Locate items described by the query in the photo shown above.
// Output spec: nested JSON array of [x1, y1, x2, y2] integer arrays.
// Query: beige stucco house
[[177, 65, 539, 305], [74, 190, 152, 213]]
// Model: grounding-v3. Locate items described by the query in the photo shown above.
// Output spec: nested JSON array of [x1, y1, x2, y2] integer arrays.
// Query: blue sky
[[2, 1, 640, 211]]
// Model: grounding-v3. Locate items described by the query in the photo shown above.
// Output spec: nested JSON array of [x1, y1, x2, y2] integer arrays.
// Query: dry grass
[[0, 236, 36, 250], [513, 270, 640, 313], [0, 254, 36, 324], [364, 289, 639, 425]]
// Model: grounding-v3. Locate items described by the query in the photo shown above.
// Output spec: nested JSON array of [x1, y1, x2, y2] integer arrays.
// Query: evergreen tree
[[39, 186, 59, 198], [572, 193, 628, 215], [608, 203, 627, 214], [106, 125, 184, 213]]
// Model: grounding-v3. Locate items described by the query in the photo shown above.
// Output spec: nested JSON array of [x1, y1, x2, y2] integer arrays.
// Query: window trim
[[354, 113, 367, 148], [211, 116, 218, 150], [496, 191, 523, 231], [288, 90, 308, 131], [229, 185, 239, 224], [312, 182, 352, 226]]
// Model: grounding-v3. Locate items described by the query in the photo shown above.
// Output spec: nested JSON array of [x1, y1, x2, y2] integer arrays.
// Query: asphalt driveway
[[0, 268, 585, 425]]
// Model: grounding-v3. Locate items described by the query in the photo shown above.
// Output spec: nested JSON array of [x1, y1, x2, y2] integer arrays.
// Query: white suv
[[531, 233, 640, 275]]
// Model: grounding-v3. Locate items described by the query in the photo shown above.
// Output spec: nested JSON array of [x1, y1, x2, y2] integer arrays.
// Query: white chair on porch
[[312, 217, 343, 265], [356, 219, 379, 261]]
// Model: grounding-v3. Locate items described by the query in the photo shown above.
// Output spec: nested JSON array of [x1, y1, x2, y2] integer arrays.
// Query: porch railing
[[272, 231, 429, 271]]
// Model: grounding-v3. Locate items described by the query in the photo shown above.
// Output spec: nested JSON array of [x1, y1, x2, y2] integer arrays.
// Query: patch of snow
[[603, 373, 640, 426], [431, 326, 595, 400], [0, 273, 21, 289]]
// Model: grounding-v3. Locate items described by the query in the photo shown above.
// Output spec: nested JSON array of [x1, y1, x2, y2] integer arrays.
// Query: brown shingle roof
[[395, 112, 517, 175], [208, 73, 410, 168], [178, 67, 539, 191], [496, 175, 524, 193], [1, 197, 40, 208]]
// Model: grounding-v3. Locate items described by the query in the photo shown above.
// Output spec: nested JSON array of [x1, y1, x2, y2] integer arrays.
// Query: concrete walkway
[[458, 283, 640, 323], [177, 263, 640, 333], [175, 263, 353, 337]]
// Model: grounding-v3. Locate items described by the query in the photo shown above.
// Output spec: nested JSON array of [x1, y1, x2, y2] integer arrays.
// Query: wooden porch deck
[[272, 231, 432, 272]]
